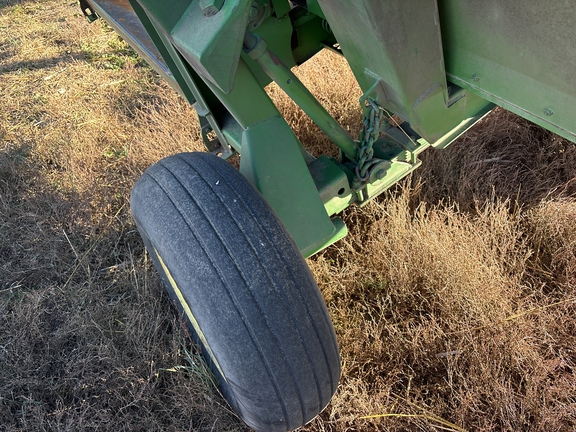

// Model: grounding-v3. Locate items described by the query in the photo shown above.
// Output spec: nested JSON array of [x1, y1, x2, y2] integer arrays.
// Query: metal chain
[[355, 98, 385, 182]]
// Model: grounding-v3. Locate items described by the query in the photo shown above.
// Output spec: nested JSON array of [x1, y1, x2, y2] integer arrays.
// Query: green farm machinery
[[80, 0, 576, 430]]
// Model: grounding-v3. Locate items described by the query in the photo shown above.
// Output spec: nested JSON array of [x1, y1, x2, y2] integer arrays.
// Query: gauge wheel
[[130, 152, 340, 431]]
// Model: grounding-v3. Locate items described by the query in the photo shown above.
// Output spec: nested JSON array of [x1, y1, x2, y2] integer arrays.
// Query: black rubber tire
[[130, 152, 340, 431]]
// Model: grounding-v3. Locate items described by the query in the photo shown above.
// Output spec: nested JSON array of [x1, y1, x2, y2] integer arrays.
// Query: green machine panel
[[438, 0, 576, 143]]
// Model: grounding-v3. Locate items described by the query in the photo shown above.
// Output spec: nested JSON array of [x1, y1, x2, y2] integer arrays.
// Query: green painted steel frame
[[85, 0, 576, 257], [124, 0, 343, 257], [438, 0, 576, 143]]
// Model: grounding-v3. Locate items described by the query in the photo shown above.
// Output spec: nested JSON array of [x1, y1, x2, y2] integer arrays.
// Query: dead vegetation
[[1, 1, 575, 431]]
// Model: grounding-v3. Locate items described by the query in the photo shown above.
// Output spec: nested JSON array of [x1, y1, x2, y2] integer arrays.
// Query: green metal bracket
[[171, 0, 252, 94], [305, 0, 325, 20], [239, 115, 342, 257], [438, 0, 576, 144], [290, 9, 333, 64], [141, 13, 234, 158], [305, 216, 347, 257], [241, 12, 295, 88], [356, 136, 428, 206], [314, 0, 493, 146], [244, 31, 359, 162], [308, 156, 354, 216], [269, 0, 291, 18]]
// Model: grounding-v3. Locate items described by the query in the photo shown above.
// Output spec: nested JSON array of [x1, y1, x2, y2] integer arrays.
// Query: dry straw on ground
[[1, 1, 575, 431]]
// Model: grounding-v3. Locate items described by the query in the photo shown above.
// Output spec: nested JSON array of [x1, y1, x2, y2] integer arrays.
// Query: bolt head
[[544, 108, 554, 116], [200, 0, 224, 16], [472, 74, 480, 82]]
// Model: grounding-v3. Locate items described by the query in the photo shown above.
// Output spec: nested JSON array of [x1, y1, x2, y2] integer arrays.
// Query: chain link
[[355, 98, 385, 182]]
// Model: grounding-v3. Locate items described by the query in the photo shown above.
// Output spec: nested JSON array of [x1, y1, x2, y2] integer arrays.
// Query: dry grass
[[1, 1, 575, 431]]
